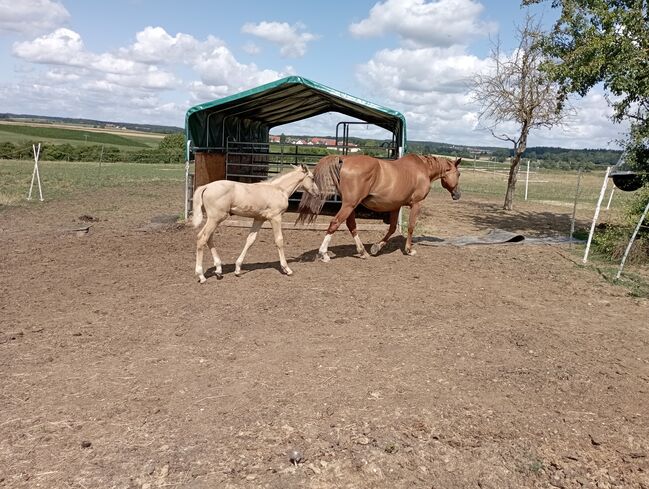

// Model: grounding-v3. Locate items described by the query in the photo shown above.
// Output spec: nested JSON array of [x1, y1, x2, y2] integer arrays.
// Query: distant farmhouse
[[269, 134, 360, 152]]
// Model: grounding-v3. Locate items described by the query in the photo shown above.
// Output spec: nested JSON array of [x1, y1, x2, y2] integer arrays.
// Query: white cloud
[[349, 0, 496, 48], [241, 21, 317, 57], [0, 0, 69, 36], [121, 26, 225, 64], [7, 25, 291, 126], [242, 41, 261, 55]]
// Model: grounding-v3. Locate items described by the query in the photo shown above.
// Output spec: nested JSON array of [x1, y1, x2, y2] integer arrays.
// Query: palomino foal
[[192, 165, 319, 283]]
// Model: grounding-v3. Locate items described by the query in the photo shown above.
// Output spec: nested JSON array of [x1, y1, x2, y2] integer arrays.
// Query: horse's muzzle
[[452, 189, 461, 200]]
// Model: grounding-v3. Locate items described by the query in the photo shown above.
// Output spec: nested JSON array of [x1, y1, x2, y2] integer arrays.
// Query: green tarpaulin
[[185, 75, 406, 152]]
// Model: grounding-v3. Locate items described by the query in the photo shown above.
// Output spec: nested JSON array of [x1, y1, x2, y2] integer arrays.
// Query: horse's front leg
[[319, 203, 356, 262], [346, 210, 369, 259], [370, 209, 399, 256], [405, 202, 422, 255], [270, 216, 292, 275], [234, 219, 263, 276]]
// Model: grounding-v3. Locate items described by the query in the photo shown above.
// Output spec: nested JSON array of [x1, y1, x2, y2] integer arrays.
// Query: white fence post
[[27, 143, 44, 202], [583, 166, 611, 264], [569, 169, 583, 243], [524, 160, 530, 200], [615, 199, 649, 280]]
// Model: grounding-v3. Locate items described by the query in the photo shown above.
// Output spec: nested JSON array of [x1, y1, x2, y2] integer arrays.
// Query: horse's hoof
[[370, 243, 382, 256], [215, 273, 223, 280], [318, 252, 330, 263], [282, 267, 293, 276], [358, 252, 370, 259], [234, 270, 241, 277], [406, 248, 417, 256], [198, 276, 207, 284]]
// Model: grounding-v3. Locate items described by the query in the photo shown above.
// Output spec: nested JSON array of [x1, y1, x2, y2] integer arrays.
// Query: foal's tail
[[191, 185, 207, 228], [296, 155, 342, 225]]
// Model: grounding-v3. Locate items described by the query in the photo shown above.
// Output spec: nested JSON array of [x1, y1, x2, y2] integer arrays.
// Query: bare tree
[[473, 14, 567, 210]]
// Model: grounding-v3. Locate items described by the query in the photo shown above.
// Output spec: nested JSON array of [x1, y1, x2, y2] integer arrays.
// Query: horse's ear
[[300, 163, 308, 172], [455, 157, 462, 167]]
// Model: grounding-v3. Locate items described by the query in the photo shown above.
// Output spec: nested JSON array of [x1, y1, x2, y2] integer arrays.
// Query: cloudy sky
[[0, 0, 628, 149]]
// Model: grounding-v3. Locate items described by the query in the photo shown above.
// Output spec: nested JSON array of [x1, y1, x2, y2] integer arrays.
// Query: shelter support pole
[[397, 146, 405, 235], [27, 143, 43, 202], [615, 199, 649, 280], [184, 140, 191, 221], [582, 166, 611, 264]]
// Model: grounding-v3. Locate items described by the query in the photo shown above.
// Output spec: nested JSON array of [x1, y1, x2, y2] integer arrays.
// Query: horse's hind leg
[[196, 217, 218, 283], [196, 213, 227, 282], [370, 210, 399, 256], [270, 216, 293, 275], [346, 210, 369, 259], [234, 218, 263, 276]]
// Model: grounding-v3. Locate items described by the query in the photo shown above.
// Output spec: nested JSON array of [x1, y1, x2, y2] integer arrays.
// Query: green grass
[[429, 162, 635, 209], [0, 159, 184, 206], [0, 124, 157, 148]]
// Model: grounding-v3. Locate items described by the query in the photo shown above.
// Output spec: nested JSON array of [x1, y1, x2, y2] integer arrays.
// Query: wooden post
[[583, 167, 611, 263]]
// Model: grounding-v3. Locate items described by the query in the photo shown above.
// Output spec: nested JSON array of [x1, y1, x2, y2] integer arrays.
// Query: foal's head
[[295, 164, 319, 196], [440, 157, 462, 200]]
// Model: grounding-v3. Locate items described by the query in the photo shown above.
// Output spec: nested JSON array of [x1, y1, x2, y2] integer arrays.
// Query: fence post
[[583, 166, 611, 263], [615, 199, 649, 280], [569, 169, 583, 244], [524, 159, 530, 200], [27, 143, 44, 202]]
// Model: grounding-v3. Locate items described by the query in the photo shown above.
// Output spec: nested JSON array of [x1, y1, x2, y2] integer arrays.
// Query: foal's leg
[[370, 209, 399, 256], [318, 203, 356, 262], [196, 217, 220, 283], [405, 202, 423, 255], [234, 218, 264, 276], [270, 216, 292, 275], [346, 210, 370, 259]]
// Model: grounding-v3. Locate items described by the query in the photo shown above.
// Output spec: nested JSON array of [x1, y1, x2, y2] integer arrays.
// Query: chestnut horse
[[297, 154, 461, 261]]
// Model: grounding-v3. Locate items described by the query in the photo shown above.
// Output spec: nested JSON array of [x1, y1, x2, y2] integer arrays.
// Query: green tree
[[159, 132, 185, 151], [472, 14, 567, 210], [525, 0, 649, 171]]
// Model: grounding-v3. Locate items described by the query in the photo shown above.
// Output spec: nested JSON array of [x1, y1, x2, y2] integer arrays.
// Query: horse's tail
[[296, 155, 342, 225], [191, 185, 207, 228]]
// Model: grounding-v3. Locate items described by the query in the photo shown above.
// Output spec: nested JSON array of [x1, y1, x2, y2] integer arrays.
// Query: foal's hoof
[[357, 252, 370, 259], [234, 270, 242, 277], [198, 276, 207, 284], [370, 243, 382, 256], [215, 272, 223, 280], [405, 248, 417, 256], [282, 266, 293, 276], [318, 252, 330, 263]]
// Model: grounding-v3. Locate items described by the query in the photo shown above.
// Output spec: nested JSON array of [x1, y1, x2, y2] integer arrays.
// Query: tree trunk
[[503, 127, 530, 210], [503, 153, 522, 210]]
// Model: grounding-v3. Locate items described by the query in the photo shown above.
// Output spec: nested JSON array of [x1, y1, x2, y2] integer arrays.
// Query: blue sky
[[0, 0, 627, 149]]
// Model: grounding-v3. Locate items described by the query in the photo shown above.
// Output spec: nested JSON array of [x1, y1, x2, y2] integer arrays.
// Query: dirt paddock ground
[[1, 182, 648, 488]]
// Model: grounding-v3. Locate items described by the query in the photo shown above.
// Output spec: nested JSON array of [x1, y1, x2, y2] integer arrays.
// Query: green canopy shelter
[[184, 75, 407, 189]]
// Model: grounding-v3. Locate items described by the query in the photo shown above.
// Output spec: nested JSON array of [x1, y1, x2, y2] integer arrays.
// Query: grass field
[[0, 122, 161, 149], [0, 159, 184, 206]]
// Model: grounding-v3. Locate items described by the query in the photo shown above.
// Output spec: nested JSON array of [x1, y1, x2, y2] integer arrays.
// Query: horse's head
[[296, 164, 319, 196], [440, 157, 462, 200]]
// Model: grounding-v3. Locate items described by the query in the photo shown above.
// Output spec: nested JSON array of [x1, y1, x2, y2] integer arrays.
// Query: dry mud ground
[[1, 182, 648, 489]]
